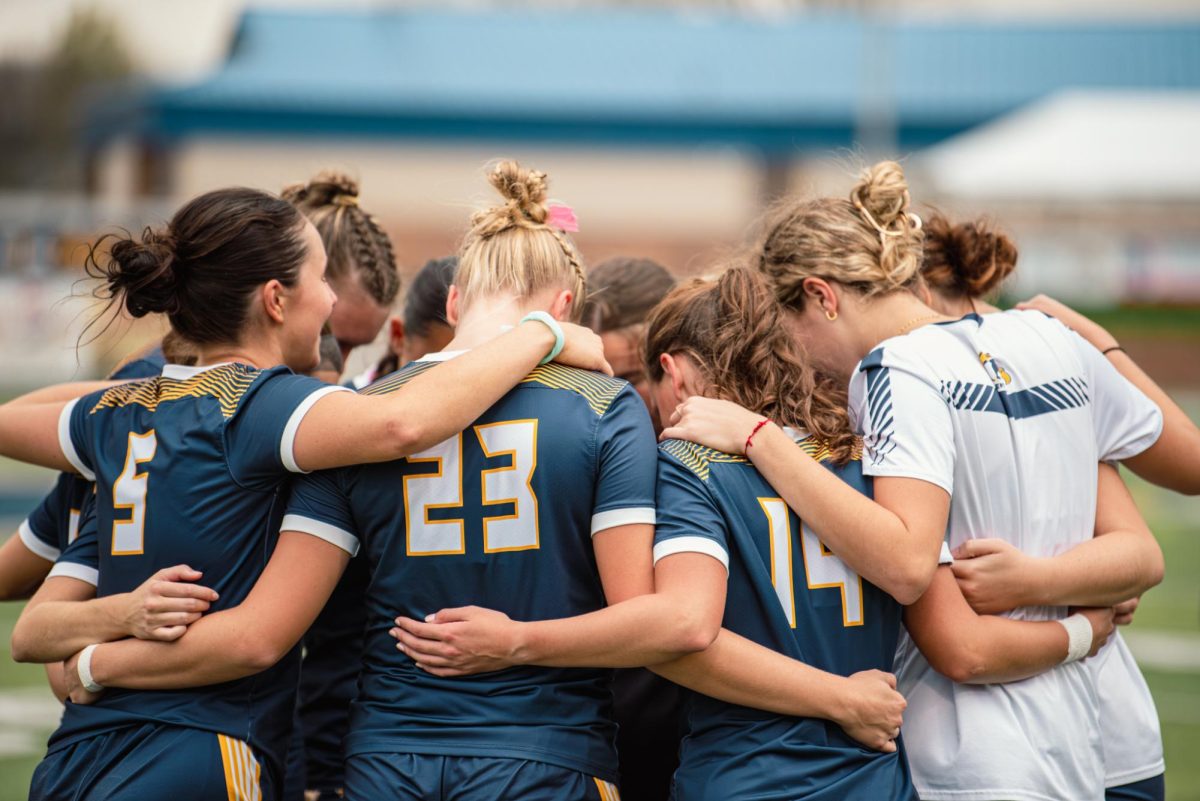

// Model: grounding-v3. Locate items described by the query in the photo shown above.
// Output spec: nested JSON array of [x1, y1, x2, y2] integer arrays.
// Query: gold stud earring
[[825, 309, 838, 322]]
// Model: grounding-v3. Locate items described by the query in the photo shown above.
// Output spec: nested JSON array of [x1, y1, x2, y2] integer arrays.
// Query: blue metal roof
[[102, 8, 1200, 153]]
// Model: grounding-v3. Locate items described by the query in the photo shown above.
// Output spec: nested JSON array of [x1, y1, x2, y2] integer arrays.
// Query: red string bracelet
[[745, 418, 772, 452]]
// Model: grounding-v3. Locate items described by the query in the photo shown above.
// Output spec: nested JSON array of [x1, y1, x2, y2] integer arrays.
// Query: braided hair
[[282, 171, 400, 306]]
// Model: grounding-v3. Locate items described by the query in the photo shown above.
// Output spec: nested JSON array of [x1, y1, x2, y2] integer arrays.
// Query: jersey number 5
[[113, 430, 157, 555], [758, 497, 864, 628], [403, 420, 539, 556]]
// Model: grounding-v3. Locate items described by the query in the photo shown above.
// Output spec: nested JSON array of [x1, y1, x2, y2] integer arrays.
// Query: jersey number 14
[[758, 497, 864, 628]]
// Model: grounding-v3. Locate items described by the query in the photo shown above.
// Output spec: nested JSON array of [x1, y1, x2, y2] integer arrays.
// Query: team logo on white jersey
[[978, 352, 1012, 388]]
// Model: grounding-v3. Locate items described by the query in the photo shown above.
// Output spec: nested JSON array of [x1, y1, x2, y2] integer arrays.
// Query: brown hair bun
[[922, 212, 1018, 299]]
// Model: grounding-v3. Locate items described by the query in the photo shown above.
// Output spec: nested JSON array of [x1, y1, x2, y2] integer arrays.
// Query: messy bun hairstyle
[[455, 160, 587, 320], [921, 212, 1018, 300], [645, 266, 855, 464], [757, 161, 924, 311], [282, 170, 400, 307], [84, 187, 308, 346]]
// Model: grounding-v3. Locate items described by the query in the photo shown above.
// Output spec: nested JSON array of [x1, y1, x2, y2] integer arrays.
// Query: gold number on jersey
[[758, 498, 797, 628], [403, 435, 466, 555], [758, 496, 865, 628], [112, 430, 157, 555], [475, 420, 540, 553], [404, 421, 540, 556]]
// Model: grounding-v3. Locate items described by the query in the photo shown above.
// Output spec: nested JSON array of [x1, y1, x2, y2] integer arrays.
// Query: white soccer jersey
[[848, 310, 1162, 801], [1094, 632, 1164, 788]]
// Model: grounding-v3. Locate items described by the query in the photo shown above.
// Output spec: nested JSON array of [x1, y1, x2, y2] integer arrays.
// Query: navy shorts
[[1106, 774, 1165, 801], [30, 723, 275, 801], [344, 753, 620, 801]]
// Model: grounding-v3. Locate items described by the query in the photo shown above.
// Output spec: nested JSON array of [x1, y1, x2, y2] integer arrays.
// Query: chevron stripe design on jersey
[[89, 364, 258, 418], [939, 380, 999, 412], [521, 363, 626, 416], [359, 361, 438, 396], [796, 436, 864, 464], [938, 376, 1090, 420], [660, 439, 748, 482], [863, 365, 897, 466]]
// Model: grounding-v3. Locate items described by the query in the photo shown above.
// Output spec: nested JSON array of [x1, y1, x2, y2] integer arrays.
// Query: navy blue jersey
[[654, 435, 915, 801], [17, 349, 166, 564], [48, 362, 348, 778], [283, 354, 658, 782], [296, 554, 370, 792]]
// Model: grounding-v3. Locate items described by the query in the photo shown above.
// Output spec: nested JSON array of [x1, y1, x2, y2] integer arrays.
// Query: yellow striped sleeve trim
[[593, 777, 621, 801], [660, 439, 747, 482], [90, 364, 258, 419], [218, 734, 263, 801], [520, 363, 626, 417]]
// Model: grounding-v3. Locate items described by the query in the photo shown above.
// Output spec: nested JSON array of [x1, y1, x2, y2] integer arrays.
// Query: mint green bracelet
[[521, 311, 565, 364]]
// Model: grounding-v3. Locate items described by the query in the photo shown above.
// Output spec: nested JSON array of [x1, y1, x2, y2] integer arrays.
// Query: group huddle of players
[[0, 158, 1197, 801]]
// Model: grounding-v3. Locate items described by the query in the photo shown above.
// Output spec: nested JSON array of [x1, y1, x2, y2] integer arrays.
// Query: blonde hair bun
[[456, 160, 587, 320], [850, 161, 911, 233], [471, 160, 549, 237]]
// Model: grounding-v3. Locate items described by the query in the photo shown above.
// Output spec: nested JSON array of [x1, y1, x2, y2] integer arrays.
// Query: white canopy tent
[[915, 90, 1200, 203]]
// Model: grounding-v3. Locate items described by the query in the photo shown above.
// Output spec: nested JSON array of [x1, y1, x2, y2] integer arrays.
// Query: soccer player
[[0, 337, 199, 700], [282, 170, 404, 801], [0, 184, 609, 801], [350, 256, 458, 389], [580, 255, 680, 801], [46, 161, 683, 801], [663, 162, 1164, 801], [0, 348, 166, 601], [395, 267, 916, 800], [282, 171, 400, 366], [581, 256, 677, 431], [917, 212, 1198, 801]]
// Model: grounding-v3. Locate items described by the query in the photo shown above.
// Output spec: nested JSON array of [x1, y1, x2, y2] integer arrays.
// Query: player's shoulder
[[359, 359, 438, 397], [87, 362, 267, 420], [790, 431, 864, 467], [658, 438, 748, 483], [519, 363, 631, 417], [859, 314, 980, 376]]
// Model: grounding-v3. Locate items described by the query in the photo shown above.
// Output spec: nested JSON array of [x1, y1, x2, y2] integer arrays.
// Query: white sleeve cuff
[[17, 520, 60, 561], [47, 561, 98, 586], [859, 464, 954, 497], [281, 513, 360, 556], [653, 536, 729, 572], [938, 541, 954, 565], [590, 507, 656, 537], [1104, 407, 1164, 462], [58, 399, 95, 482], [280, 386, 354, 473]]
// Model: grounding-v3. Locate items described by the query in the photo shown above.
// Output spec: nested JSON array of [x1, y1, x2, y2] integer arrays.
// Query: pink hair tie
[[546, 204, 579, 233]]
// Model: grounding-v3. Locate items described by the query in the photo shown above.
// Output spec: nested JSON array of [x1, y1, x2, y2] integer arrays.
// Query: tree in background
[[0, 6, 133, 190]]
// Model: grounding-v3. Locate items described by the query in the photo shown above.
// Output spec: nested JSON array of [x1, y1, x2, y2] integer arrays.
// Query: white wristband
[[77, 644, 103, 693], [1058, 614, 1093, 664]]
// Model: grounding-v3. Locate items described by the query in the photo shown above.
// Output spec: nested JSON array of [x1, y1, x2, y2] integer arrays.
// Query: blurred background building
[[1, 0, 1198, 384]]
